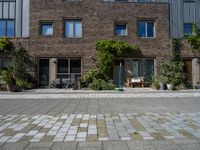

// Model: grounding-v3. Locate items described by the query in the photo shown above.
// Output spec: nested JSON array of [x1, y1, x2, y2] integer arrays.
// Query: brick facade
[[2, 0, 200, 87]]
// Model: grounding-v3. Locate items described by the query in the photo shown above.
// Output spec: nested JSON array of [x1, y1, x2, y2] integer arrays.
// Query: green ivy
[[0, 38, 14, 55], [172, 39, 181, 62], [12, 44, 27, 80], [81, 40, 140, 89], [96, 40, 140, 80], [187, 24, 200, 51]]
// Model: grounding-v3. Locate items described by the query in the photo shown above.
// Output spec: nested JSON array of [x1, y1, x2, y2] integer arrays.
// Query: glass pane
[[138, 21, 146, 37], [133, 59, 143, 78], [57, 59, 68, 73], [7, 21, 14, 37], [74, 21, 82, 37], [42, 24, 53, 36], [147, 22, 154, 37], [0, 21, 6, 37], [184, 23, 193, 35], [144, 59, 154, 81], [65, 21, 74, 37], [116, 24, 127, 36], [70, 59, 81, 73]]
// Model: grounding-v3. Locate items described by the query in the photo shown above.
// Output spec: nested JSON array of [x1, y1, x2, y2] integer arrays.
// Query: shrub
[[80, 69, 102, 87], [0, 69, 15, 84], [187, 24, 200, 51], [16, 79, 32, 90], [160, 62, 185, 87], [0, 38, 13, 55], [90, 79, 116, 90]]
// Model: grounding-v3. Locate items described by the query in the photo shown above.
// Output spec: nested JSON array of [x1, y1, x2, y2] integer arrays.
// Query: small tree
[[12, 45, 27, 80], [187, 24, 200, 51], [160, 39, 185, 88]]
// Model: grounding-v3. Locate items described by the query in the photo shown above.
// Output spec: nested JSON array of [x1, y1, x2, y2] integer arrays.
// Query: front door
[[39, 59, 49, 87], [114, 59, 124, 87]]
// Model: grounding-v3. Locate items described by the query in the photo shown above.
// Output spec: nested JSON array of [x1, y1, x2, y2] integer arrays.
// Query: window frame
[[39, 22, 54, 37], [0, 19, 15, 37], [64, 19, 82, 38], [137, 20, 155, 38], [56, 58, 82, 79], [115, 23, 128, 36], [183, 23, 193, 36]]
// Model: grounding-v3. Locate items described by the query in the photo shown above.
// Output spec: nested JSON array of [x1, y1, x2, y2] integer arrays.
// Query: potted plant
[[0, 69, 17, 92], [195, 82, 200, 89], [151, 75, 159, 90]]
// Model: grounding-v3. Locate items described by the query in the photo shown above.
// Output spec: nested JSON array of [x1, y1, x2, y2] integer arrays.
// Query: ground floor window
[[57, 58, 81, 79], [132, 58, 155, 82], [0, 58, 12, 70]]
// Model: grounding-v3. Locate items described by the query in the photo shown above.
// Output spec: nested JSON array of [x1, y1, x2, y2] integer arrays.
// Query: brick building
[[0, 0, 200, 87]]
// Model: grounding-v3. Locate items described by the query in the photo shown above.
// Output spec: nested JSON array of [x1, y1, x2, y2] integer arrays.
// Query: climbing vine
[[187, 24, 200, 51], [81, 40, 140, 89]]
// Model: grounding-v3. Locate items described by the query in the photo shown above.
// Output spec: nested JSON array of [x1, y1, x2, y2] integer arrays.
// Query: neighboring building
[[0, 0, 200, 87]]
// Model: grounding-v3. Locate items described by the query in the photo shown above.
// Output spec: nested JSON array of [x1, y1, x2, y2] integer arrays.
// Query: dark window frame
[[115, 23, 128, 36], [39, 22, 54, 37]]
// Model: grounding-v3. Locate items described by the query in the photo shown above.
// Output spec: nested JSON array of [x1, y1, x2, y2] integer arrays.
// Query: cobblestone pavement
[[0, 113, 200, 144], [1, 92, 200, 99], [0, 93, 200, 149]]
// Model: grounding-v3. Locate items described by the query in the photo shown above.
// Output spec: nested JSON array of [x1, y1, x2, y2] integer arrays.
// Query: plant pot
[[6, 84, 17, 92], [196, 85, 200, 89], [152, 84, 159, 90], [167, 84, 173, 90], [159, 83, 165, 90]]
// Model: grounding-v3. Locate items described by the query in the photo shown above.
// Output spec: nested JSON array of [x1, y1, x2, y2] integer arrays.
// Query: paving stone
[[178, 144, 200, 150], [1, 141, 29, 150], [51, 142, 77, 150]]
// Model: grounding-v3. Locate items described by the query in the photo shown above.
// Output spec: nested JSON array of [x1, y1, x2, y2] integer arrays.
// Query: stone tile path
[[1, 92, 200, 99], [0, 113, 200, 143]]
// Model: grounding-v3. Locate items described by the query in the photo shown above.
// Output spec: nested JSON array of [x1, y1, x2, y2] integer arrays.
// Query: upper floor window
[[0, 20, 15, 37], [40, 23, 53, 36], [184, 23, 193, 36], [138, 20, 155, 38], [115, 24, 127, 36], [65, 20, 82, 38]]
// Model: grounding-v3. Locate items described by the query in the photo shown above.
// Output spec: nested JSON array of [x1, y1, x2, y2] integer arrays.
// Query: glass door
[[114, 59, 124, 87], [39, 59, 49, 87]]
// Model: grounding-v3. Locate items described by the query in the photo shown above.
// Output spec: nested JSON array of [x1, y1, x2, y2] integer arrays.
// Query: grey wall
[[0, 0, 29, 37]]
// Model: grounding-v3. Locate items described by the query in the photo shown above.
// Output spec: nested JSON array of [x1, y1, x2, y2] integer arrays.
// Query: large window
[[0, 20, 15, 37], [138, 20, 155, 38], [115, 24, 127, 36], [132, 59, 154, 82], [57, 58, 81, 78], [184, 23, 193, 36], [40, 23, 53, 36], [65, 20, 82, 38]]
